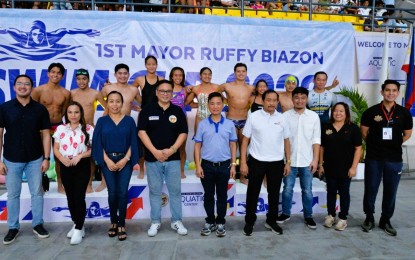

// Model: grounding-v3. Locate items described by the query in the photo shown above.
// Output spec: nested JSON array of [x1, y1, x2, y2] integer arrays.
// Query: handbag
[[42, 172, 49, 192]]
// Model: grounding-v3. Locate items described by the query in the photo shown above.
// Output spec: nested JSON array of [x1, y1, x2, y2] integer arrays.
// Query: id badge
[[383, 127, 392, 140]]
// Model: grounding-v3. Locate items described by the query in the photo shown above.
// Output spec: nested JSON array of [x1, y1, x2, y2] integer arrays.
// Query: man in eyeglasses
[[138, 80, 188, 238], [71, 68, 107, 193], [31, 62, 71, 194], [0, 75, 51, 245]]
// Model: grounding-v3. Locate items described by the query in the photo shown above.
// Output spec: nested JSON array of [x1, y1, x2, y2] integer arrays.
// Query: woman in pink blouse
[[53, 101, 94, 245]]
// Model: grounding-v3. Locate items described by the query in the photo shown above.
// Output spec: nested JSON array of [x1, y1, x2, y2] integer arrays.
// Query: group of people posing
[[0, 57, 412, 246]]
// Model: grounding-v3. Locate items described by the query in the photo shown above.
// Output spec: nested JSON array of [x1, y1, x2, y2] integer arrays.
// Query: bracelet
[[170, 146, 177, 153], [231, 162, 237, 166], [286, 159, 291, 164], [124, 156, 130, 161]]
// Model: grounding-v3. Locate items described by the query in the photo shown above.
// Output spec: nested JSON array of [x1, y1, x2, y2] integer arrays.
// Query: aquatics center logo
[[0, 20, 100, 62]]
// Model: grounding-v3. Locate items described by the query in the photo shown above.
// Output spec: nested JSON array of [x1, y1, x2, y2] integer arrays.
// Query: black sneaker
[[33, 224, 50, 239], [276, 214, 291, 224], [379, 219, 397, 236], [243, 224, 253, 236], [200, 223, 217, 236], [305, 218, 317, 229], [265, 221, 283, 235], [3, 229, 19, 245], [361, 216, 375, 233], [216, 224, 226, 237]]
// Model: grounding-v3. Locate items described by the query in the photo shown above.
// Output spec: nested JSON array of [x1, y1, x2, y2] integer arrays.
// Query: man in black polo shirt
[[0, 75, 51, 245], [138, 79, 188, 237], [360, 79, 413, 236]]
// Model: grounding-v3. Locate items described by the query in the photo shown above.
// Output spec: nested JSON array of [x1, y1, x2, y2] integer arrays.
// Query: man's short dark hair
[[262, 89, 279, 101], [48, 62, 65, 76], [208, 92, 223, 102], [292, 87, 309, 97], [156, 79, 174, 89], [234, 63, 247, 72], [382, 79, 400, 91], [14, 74, 33, 87], [313, 71, 328, 80], [114, 63, 129, 73]]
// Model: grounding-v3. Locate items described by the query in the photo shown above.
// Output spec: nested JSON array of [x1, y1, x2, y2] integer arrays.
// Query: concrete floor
[[0, 179, 414, 260]]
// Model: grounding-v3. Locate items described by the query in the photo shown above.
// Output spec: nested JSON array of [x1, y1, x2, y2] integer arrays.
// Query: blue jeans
[[102, 154, 132, 227], [146, 160, 182, 223], [200, 160, 231, 225], [281, 166, 313, 218], [363, 159, 402, 220], [4, 157, 44, 229]]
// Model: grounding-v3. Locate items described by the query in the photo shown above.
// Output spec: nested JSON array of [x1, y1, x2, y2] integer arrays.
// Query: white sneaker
[[67, 224, 76, 238], [147, 223, 161, 237], [171, 221, 188, 235], [70, 229, 83, 245], [324, 215, 335, 228], [67, 225, 85, 238], [335, 219, 348, 231]]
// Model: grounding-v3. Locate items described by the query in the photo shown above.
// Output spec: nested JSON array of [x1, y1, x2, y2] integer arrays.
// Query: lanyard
[[381, 103, 396, 127]]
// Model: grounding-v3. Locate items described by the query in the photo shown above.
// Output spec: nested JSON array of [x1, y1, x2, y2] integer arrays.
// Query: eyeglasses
[[15, 82, 31, 87], [158, 90, 173, 95], [286, 80, 296, 83]]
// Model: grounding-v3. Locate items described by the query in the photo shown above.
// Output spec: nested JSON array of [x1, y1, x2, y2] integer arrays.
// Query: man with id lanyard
[[360, 79, 413, 236]]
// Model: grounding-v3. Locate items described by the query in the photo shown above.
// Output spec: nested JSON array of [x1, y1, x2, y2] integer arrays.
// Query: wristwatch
[[44, 157, 50, 161]]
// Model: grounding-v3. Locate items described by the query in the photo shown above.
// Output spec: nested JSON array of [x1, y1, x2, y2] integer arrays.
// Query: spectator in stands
[[282, 0, 298, 11], [266, 1, 283, 10], [194, 92, 237, 237], [0, 75, 51, 245], [382, 12, 402, 33], [298, 0, 319, 12], [396, 18, 408, 33], [319, 102, 362, 231], [375, 1, 387, 19], [210, 0, 239, 7], [343, 0, 358, 14], [53, 102, 94, 245], [53, 0, 72, 10], [358, 0, 370, 17], [328, 0, 342, 14], [383, 0, 394, 15], [92, 91, 140, 241], [364, 10, 384, 31]]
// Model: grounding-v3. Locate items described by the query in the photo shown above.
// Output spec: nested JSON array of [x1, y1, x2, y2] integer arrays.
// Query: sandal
[[118, 226, 127, 241], [108, 224, 117, 237]]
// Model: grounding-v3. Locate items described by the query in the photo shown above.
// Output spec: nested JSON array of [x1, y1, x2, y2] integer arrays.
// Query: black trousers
[[245, 156, 284, 225], [200, 160, 231, 225], [60, 158, 90, 229], [326, 176, 351, 220]]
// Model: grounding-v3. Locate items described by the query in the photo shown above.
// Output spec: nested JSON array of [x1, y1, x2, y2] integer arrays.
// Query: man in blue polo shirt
[[194, 92, 237, 237], [0, 75, 51, 245], [138, 79, 188, 237]]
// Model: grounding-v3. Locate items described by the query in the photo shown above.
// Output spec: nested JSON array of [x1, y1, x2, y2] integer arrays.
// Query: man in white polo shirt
[[240, 90, 291, 236], [278, 87, 321, 230]]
